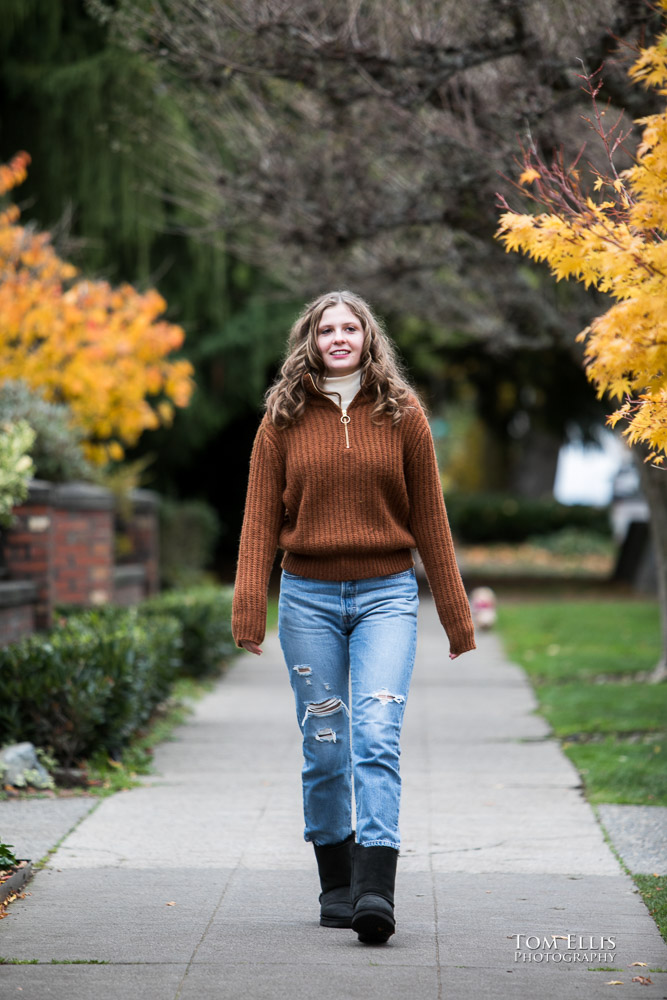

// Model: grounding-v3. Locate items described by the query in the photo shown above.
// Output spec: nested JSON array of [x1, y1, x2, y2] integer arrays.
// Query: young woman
[[232, 290, 475, 944]]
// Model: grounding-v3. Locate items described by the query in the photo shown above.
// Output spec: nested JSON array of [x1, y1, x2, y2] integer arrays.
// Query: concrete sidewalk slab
[[0, 797, 96, 865], [0, 965, 188, 1000], [1, 594, 666, 1000]]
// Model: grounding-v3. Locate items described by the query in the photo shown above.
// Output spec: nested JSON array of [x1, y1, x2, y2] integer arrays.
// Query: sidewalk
[[1, 596, 666, 999]]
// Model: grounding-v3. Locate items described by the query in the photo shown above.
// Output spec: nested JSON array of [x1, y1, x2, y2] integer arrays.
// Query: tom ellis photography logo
[[513, 933, 616, 964]]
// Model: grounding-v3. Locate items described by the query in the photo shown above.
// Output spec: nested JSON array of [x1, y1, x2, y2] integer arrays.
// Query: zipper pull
[[340, 410, 350, 449]]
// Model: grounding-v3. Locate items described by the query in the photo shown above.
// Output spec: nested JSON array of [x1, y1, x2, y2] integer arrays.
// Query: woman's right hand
[[240, 640, 263, 655]]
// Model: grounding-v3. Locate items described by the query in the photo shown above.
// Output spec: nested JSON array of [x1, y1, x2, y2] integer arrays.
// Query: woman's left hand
[[449, 652, 459, 660]]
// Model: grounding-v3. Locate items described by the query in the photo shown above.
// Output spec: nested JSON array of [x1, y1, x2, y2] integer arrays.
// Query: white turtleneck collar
[[321, 369, 362, 411]]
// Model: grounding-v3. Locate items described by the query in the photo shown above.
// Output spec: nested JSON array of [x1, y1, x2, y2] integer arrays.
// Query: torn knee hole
[[301, 697, 346, 728], [292, 664, 312, 676], [372, 689, 405, 706], [305, 697, 343, 717], [315, 727, 337, 743]]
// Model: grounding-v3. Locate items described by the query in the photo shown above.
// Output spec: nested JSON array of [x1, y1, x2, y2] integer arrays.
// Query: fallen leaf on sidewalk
[[165, 901, 176, 906], [631, 976, 653, 986], [605, 981, 624, 986], [629, 962, 648, 967]]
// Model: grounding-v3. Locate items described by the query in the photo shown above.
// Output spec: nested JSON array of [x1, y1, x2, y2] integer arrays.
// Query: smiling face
[[316, 302, 366, 377]]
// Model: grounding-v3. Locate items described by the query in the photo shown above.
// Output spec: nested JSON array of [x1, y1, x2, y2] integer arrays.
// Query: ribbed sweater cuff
[[448, 626, 477, 657]]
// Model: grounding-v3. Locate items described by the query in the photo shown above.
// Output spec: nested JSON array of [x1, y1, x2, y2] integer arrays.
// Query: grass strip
[[496, 598, 665, 806], [562, 738, 666, 805], [498, 600, 661, 682], [538, 683, 667, 737], [633, 875, 667, 944]]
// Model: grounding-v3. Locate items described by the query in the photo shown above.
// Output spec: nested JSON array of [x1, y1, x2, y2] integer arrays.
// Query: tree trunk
[[511, 429, 562, 499], [633, 445, 667, 681]]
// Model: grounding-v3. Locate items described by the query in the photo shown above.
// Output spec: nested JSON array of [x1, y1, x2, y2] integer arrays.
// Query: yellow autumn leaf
[[496, 17, 667, 462], [518, 167, 540, 186]]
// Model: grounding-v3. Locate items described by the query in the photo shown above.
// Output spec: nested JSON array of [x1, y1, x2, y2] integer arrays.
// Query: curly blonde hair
[[265, 290, 418, 427]]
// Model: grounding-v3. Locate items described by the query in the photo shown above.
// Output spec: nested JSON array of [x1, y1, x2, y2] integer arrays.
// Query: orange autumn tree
[[496, 11, 667, 679], [0, 152, 194, 464]]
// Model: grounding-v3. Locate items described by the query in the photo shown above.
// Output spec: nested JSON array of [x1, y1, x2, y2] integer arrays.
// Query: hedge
[[0, 586, 237, 767], [444, 492, 611, 544], [139, 586, 235, 678], [0, 611, 181, 767]]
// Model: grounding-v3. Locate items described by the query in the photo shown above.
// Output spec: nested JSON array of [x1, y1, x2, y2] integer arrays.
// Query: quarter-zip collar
[[303, 371, 368, 408], [303, 371, 367, 449], [321, 369, 362, 411]]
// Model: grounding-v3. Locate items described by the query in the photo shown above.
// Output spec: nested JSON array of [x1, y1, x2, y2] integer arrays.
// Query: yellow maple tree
[[496, 7, 667, 464], [0, 152, 194, 464]]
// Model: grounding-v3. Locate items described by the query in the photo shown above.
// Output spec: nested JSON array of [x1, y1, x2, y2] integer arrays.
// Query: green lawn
[[538, 682, 667, 736], [267, 596, 279, 632], [632, 875, 667, 946], [496, 597, 666, 943], [498, 600, 661, 682], [560, 738, 666, 805], [496, 599, 664, 806]]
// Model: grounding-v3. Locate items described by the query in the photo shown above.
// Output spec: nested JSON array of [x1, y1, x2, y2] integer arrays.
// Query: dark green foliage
[[0, 381, 93, 483], [14, 586, 237, 765], [0, 610, 182, 766], [0, 840, 19, 867], [527, 527, 614, 557], [140, 587, 235, 678], [445, 492, 611, 543], [159, 498, 222, 588], [0, 0, 298, 513]]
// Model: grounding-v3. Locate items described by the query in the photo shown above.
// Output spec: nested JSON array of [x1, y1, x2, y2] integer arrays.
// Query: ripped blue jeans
[[278, 568, 419, 850]]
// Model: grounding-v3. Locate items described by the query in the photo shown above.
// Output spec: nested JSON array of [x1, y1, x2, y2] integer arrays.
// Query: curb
[[0, 861, 33, 903]]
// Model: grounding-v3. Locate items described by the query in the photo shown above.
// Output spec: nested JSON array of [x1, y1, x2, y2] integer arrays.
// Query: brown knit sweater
[[232, 377, 476, 655]]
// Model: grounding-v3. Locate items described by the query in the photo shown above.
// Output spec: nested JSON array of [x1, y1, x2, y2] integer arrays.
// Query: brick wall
[[124, 489, 160, 597], [1, 482, 160, 646], [3, 481, 54, 629], [51, 484, 114, 607]]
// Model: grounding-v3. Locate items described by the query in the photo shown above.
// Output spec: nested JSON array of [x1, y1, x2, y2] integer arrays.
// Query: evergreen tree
[[0, 0, 298, 526]]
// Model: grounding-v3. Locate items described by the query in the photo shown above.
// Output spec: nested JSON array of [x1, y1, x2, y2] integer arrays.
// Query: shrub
[[444, 492, 611, 544], [0, 419, 35, 528], [159, 498, 221, 588], [0, 610, 181, 766], [0, 840, 18, 867], [0, 380, 93, 483], [139, 586, 235, 678], [528, 527, 615, 557]]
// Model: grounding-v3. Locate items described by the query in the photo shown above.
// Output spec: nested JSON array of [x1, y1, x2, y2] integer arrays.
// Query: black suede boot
[[351, 844, 398, 944], [313, 833, 354, 927]]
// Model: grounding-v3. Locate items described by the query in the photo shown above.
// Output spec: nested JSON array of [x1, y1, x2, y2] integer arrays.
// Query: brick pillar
[[51, 483, 114, 607], [0, 580, 39, 645], [127, 489, 160, 596], [4, 480, 55, 629]]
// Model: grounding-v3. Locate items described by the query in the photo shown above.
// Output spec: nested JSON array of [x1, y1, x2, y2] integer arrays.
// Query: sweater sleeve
[[404, 412, 476, 656], [232, 418, 285, 646]]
